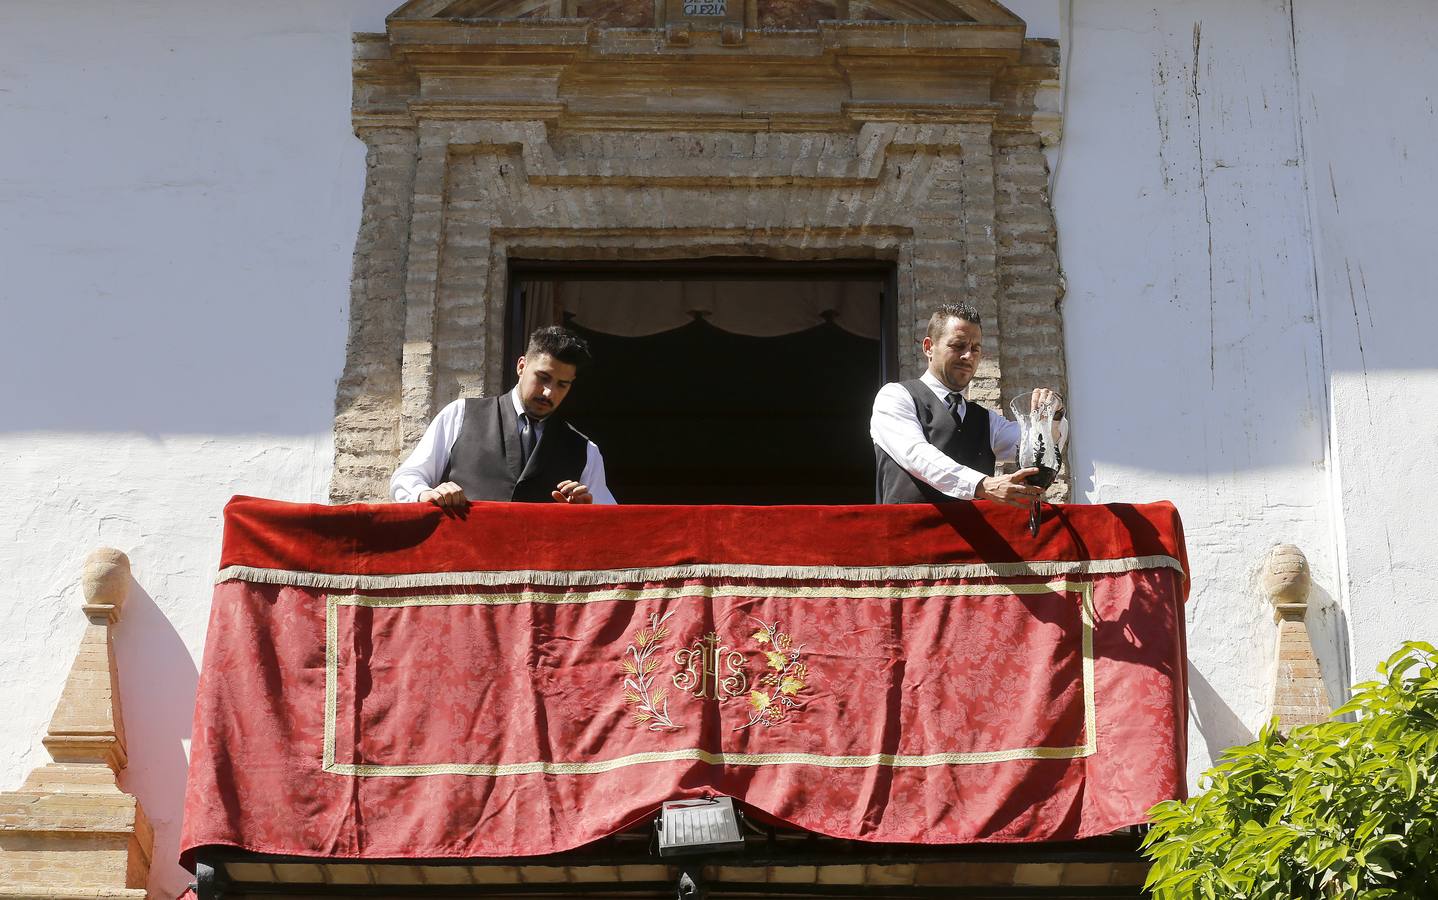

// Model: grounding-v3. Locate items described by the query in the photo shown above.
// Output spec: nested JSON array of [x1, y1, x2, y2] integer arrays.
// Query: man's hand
[[977, 469, 1044, 508], [552, 480, 593, 504], [418, 481, 469, 516], [1030, 387, 1063, 418]]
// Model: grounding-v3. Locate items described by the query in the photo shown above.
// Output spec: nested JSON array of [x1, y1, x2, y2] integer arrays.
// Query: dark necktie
[[519, 413, 535, 466], [945, 392, 964, 419]]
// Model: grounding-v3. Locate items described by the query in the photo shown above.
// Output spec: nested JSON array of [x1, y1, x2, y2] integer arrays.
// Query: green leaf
[[1143, 641, 1438, 897], [1311, 845, 1349, 871]]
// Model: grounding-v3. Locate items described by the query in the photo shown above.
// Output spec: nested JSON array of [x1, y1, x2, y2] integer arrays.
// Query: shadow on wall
[[1306, 581, 1353, 716], [1187, 661, 1254, 764], [1187, 580, 1353, 771], [114, 576, 199, 900]]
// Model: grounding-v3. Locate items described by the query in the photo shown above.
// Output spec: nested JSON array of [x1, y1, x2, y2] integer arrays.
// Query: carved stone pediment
[[387, 0, 1024, 30], [356, 0, 1053, 136]]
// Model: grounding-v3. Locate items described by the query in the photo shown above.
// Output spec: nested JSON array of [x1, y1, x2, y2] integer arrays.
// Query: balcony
[[180, 497, 1189, 897]]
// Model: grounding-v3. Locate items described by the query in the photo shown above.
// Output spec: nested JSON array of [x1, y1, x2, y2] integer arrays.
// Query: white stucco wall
[[0, 2, 395, 896], [1290, 0, 1438, 685], [1052, 0, 1337, 783], [1, 1, 1435, 898], [1054, 0, 1438, 785]]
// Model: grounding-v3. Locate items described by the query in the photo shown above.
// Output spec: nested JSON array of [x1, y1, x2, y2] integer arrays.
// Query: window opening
[[506, 259, 897, 504]]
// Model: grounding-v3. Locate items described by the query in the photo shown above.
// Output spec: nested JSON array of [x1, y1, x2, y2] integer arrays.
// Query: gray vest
[[440, 396, 589, 503], [875, 380, 996, 504]]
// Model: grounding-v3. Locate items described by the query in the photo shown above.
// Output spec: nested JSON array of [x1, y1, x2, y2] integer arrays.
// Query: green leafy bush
[[1143, 641, 1438, 899]]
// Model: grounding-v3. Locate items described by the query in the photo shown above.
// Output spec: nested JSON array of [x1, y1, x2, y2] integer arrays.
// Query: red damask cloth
[[181, 497, 1189, 864]]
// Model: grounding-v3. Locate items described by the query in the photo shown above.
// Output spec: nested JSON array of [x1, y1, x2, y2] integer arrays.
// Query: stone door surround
[[332, 0, 1065, 503]]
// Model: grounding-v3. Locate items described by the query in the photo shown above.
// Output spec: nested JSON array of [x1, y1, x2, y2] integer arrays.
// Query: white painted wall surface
[[1290, 0, 1438, 687], [1055, 0, 1438, 786], [0, 2, 395, 896], [1054, 0, 1341, 782], [1, 1, 1435, 897]]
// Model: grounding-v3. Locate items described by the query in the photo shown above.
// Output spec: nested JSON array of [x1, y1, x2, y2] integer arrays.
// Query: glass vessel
[[1010, 390, 1067, 536]]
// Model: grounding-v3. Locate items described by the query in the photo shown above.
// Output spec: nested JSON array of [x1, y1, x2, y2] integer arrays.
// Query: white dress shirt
[[390, 389, 617, 504], [869, 370, 1022, 501]]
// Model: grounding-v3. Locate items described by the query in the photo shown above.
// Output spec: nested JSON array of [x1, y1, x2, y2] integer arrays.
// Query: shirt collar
[[509, 387, 548, 428], [919, 369, 965, 404]]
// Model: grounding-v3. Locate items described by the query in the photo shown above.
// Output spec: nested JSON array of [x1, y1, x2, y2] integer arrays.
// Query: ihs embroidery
[[673, 631, 749, 702], [619, 612, 808, 732]]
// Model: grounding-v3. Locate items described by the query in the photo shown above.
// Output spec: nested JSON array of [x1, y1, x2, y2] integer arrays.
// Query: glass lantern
[[1010, 390, 1067, 536]]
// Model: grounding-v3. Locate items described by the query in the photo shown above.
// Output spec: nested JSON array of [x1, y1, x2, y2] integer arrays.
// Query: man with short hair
[[391, 325, 616, 510], [871, 302, 1062, 506]]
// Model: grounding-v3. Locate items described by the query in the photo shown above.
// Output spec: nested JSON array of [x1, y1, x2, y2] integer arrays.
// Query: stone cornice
[[354, 17, 1056, 135]]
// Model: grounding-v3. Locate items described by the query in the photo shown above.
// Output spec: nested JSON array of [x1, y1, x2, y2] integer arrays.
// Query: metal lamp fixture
[[656, 796, 745, 857]]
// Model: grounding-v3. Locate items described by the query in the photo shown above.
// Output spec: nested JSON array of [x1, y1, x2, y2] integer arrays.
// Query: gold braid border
[[322, 582, 1099, 777], [331, 579, 1092, 608]]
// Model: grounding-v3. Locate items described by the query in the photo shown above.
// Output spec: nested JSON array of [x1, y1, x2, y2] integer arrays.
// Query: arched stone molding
[[332, 3, 1063, 502]]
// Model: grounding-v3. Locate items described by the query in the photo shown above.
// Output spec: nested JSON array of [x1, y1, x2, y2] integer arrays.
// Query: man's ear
[[516, 355, 527, 376], [921, 336, 934, 358]]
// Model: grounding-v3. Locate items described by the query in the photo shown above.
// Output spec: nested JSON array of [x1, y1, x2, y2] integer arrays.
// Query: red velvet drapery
[[181, 497, 1188, 864]]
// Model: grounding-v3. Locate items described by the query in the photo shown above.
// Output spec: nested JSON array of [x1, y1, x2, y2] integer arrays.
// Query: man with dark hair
[[870, 302, 1063, 506], [391, 325, 615, 508]]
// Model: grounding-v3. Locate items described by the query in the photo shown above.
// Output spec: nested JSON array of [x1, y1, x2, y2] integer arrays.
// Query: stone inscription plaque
[[682, 1, 726, 15]]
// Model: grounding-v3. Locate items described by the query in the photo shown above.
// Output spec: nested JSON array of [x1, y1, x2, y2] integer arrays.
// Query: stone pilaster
[[331, 127, 419, 503], [1261, 544, 1333, 732], [0, 548, 151, 899], [993, 127, 1067, 498], [399, 122, 456, 454]]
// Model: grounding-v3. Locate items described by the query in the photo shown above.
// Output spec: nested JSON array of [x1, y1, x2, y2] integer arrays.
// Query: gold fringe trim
[[220, 555, 1182, 590]]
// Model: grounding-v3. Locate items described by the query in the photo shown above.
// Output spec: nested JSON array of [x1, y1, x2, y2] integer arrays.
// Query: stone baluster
[[1261, 544, 1333, 733], [0, 548, 152, 899]]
